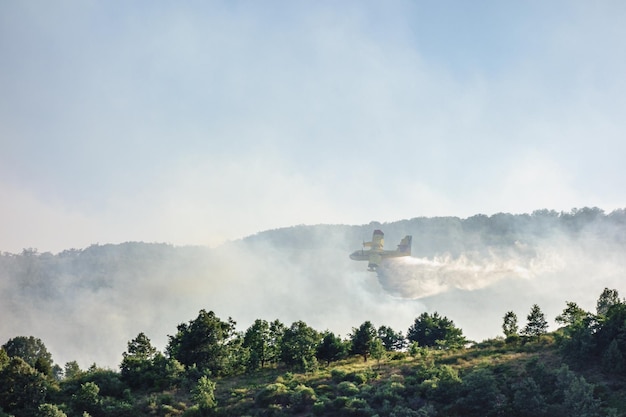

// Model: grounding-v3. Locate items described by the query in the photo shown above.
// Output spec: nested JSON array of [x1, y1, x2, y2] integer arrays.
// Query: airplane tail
[[397, 235, 412, 255]]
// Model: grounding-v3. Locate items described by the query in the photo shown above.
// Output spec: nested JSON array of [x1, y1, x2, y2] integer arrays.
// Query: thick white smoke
[[376, 245, 562, 299], [2, 211, 625, 368]]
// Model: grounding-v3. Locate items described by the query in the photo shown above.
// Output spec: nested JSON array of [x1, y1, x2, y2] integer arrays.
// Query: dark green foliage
[[512, 377, 547, 417], [62, 367, 136, 417], [151, 353, 185, 390], [555, 302, 589, 327], [243, 319, 271, 370], [330, 368, 348, 382], [70, 381, 101, 416], [316, 332, 348, 366], [407, 312, 467, 349], [423, 364, 462, 404], [0, 357, 49, 417], [64, 366, 126, 399], [556, 290, 626, 374], [553, 365, 602, 417], [597, 288, 621, 317], [2, 337, 54, 379], [191, 376, 216, 412], [123, 333, 156, 361], [369, 374, 405, 410], [505, 333, 521, 345], [502, 311, 519, 337], [120, 333, 161, 389], [5, 285, 626, 417], [378, 326, 407, 351], [456, 368, 506, 416], [241, 319, 285, 372], [350, 321, 377, 362], [341, 397, 374, 416], [522, 304, 548, 340], [389, 404, 436, 417], [555, 312, 596, 363], [370, 338, 387, 366], [280, 321, 320, 371], [595, 302, 626, 355], [166, 309, 238, 376], [602, 339, 625, 374], [63, 361, 82, 380], [268, 320, 286, 365], [337, 381, 360, 396], [289, 384, 316, 412], [513, 360, 604, 417], [255, 383, 289, 407]]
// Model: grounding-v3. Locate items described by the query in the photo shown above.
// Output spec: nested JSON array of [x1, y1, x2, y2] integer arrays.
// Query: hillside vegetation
[[2, 285, 626, 416], [2, 208, 626, 416]]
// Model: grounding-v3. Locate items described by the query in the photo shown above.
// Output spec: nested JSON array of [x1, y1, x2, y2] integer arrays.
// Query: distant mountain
[[2, 207, 625, 369]]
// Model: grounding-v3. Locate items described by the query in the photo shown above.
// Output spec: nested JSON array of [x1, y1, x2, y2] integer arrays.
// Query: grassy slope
[[138, 337, 626, 416]]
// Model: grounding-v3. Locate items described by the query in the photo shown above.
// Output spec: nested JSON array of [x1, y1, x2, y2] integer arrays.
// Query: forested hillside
[[2, 286, 626, 416], [1, 208, 625, 370]]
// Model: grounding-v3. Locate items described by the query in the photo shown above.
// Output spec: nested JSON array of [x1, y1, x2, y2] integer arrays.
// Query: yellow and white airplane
[[349, 230, 412, 271]]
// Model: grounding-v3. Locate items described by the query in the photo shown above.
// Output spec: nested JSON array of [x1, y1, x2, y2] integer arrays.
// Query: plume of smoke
[[376, 245, 563, 299], [2, 211, 626, 369]]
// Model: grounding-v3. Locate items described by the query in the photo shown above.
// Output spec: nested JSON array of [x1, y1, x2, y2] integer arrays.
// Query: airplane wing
[[363, 230, 384, 250]]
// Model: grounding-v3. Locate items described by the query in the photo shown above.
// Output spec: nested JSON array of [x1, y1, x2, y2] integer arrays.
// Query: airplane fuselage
[[349, 230, 412, 271]]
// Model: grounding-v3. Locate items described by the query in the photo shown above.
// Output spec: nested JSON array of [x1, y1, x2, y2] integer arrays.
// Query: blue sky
[[1, 1, 625, 253]]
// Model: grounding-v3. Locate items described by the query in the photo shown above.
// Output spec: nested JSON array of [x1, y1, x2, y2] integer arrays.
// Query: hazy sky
[[2, 1, 625, 253]]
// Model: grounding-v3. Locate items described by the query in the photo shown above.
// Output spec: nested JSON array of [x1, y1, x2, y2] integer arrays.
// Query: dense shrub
[[255, 383, 289, 408], [289, 384, 316, 412]]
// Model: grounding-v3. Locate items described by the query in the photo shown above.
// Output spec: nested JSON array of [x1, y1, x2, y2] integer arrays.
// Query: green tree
[[150, 353, 185, 389], [242, 319, 270, 370], [71, 382, 101, 417], [595, 302, 626, 361], [350, 321, 377, 362], [63, 361, 82, 380], [512, 377, 547, 417], [456, 368, 505, 416], [426, 365, 461, 404], [554, 365, 601, 416], [123, 332, 156, 360], [502, 311, 519, 337], [191, 375, 217, 413], [166, 310, 237, 376], [120, 332, 158, 388], [267, 320, 285, 366], [221, 332, 248, 376], [407, 312, 467, 349], [377, 325, 406, 351], [0, 357, 48, 416], [316, 332, 347, 366], [369, 338, 386, 368], [2, 336, 54, 378], [408, 341, 424, 358], [597, 287, 620, 317], [280, 321, 320, 371], [601, 339, 625, 374], [555, 302, 588, 327], [555, 303, 596, 363], [522, 304, 548, 341]]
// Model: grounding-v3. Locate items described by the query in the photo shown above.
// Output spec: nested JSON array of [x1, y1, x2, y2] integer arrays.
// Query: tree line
[[2, 287, 625, 416]]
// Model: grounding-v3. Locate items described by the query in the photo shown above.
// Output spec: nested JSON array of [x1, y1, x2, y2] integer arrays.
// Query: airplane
[[349, 230, 412, 271]]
